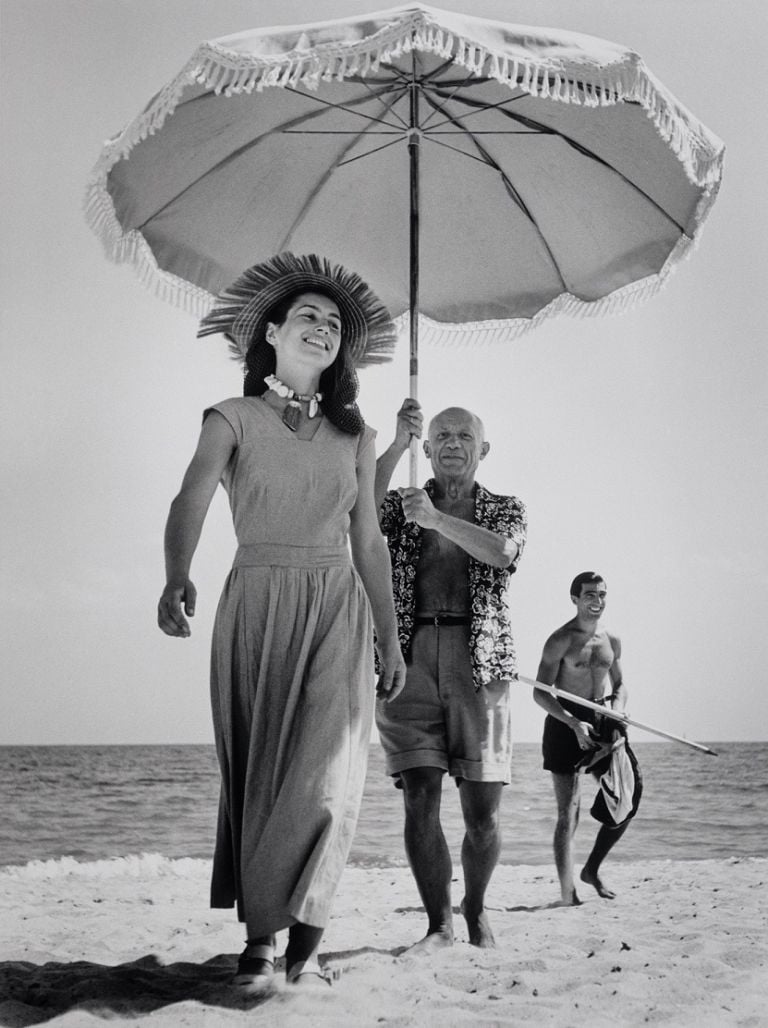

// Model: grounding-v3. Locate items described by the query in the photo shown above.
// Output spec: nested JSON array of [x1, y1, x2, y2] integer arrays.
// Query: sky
[[1, 0, 766, 746]]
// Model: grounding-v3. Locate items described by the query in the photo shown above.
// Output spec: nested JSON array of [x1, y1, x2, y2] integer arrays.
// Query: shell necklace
[[264, 374, 323, 432]]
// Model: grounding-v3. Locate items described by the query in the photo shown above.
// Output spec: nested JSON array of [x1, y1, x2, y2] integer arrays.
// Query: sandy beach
[[1, 855, 765, 1026]]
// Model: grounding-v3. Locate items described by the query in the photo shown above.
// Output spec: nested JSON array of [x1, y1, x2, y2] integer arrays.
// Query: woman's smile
[[269, 292, 342, 370]]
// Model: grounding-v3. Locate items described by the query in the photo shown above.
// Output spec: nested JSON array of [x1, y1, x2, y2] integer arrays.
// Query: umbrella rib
[[341, 75, 410, 129], [421, 88, 532, 132], [282, 130, 401, 135], [419, 93, 536, 222], [282, 129, 534, 135], [428, 129, 542, 135], [133, 88, 406, 230], [335, 135, 405, 166], [355, 54, 453, 89], [343, 56, 463, 140], [284, 84, 406, 130], [276, 91, 406, 250], [423, 135, 505, 166], [420, 92, 569, 291], [371, 57, 476, 133], [420, 69, 485, 132], [432, 88, 686, 233], [416, 57, 458, 83]]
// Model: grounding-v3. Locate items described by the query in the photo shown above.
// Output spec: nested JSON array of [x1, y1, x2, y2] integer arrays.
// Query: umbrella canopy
[[85, 2, 724, 353]]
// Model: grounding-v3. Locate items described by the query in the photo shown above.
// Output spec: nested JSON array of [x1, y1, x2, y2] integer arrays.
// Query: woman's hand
[[375, 636, 407, 702], [158, 580, 197, 637]]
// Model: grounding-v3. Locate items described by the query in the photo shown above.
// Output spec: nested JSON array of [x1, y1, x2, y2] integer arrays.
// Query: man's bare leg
[[400, 767, 454, 952], [551, 772, 582, 906], [458, 780, 503, 947], [580, 821, 630, 899]]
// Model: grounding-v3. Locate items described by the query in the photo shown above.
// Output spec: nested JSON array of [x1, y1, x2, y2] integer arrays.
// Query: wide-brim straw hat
[[198, 252, 397, 367]]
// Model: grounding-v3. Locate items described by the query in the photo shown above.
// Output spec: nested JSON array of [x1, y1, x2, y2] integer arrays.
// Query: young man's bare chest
[[557, 630, 615, 697], [567, 632, 614, 670]]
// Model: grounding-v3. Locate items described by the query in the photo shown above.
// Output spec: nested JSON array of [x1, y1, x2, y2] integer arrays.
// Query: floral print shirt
[[380, 480, 527, 690]]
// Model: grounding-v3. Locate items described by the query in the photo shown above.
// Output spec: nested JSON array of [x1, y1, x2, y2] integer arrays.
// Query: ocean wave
[[3, 852, 763, 887], [0, 852, 404, 880], [0, 852, 211, 881], [2, 744, 766, 869]]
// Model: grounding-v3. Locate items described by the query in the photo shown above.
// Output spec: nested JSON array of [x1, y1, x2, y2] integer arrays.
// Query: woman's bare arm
[[158, 411, 236, 637], [350, 441, 406, 701]]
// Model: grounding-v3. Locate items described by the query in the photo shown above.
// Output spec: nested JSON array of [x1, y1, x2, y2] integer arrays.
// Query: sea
[[1, 743, 766, 870]]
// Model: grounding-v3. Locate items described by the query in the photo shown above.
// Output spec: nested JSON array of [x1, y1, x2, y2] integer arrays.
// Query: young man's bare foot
[[459, 899, 496, 948], [580, 865, 616, 899], [404, 928, 454, 956]]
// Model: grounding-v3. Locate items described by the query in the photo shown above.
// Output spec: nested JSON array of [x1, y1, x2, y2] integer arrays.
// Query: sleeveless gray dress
[[206, 397, 375, 932]]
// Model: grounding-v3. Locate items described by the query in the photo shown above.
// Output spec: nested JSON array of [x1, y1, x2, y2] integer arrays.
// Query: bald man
[[374, 400, 527, 953]]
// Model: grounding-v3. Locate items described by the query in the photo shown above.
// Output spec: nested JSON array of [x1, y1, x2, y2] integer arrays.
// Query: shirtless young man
[[534, 572, 640, 906], [375, 401, 527, 951]]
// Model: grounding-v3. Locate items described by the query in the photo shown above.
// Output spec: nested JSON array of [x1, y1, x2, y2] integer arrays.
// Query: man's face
[[572, 581, 607, 620], [424, 408, 489, 478]]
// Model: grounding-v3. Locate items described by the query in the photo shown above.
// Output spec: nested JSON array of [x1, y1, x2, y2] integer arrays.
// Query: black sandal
[[233, 942, 275, 990], [285, 958, 336, 986]]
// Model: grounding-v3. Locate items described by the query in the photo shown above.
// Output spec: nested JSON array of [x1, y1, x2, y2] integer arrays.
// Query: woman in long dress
[[157, 253, 405, 989]]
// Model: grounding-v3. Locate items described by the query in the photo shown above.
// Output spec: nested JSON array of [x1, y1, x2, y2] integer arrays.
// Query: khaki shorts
[[376, 622, 512, 784]]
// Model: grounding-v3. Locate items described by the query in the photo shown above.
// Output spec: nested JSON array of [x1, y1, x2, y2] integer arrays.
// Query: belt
[[233, 543, 350, 569], [414, 614, 471, 626]]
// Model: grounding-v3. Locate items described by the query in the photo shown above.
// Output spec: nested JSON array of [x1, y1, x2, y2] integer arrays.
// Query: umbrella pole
[[408, 67, 420, 487], [518, 675, 718, 756]]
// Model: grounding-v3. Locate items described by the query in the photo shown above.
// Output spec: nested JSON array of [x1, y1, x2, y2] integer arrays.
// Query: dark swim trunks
[[541, 699, 597, 773], [542, 700, 643, 826]]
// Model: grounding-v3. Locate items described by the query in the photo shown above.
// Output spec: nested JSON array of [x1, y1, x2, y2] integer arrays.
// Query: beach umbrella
[[85, 3, 724, 480]]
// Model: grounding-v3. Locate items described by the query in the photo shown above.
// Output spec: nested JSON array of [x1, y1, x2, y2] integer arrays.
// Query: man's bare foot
[[580, 866, 616, 899], [403, 928, 454, 955], [459, 899, 496, 948]]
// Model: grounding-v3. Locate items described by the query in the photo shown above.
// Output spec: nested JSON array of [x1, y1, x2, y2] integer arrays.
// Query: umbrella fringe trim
[[405, 173, 722, 348], [83, 9, 724, 330], [86, 9, 722, 196], [84, 178, 215, 317], [84, 162, 720, 347]]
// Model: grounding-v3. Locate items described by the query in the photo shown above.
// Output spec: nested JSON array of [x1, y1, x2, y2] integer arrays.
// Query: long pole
[[408, 58, 420, 487], [517, 675, 718, 756]]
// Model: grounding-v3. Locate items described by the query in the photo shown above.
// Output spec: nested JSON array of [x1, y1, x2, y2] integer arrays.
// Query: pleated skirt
[[209, 543, 374, 933]]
